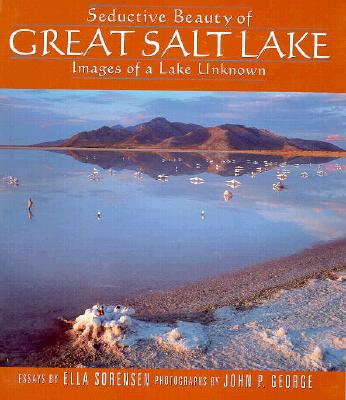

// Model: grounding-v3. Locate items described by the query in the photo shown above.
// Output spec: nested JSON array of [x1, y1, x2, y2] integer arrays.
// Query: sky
[[0, 89, 345, 146]]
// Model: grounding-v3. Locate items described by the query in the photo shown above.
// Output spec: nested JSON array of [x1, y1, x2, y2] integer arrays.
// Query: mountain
[[38, 118, 343, 153], [36, 139, 65, 146]]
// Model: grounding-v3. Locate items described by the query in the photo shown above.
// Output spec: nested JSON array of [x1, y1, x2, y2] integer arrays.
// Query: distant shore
[[0, 145, 345, 158], [128, 238, 346, 322]]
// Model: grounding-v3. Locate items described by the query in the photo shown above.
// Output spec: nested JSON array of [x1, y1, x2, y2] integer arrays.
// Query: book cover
[[0, 0, 345, 399]]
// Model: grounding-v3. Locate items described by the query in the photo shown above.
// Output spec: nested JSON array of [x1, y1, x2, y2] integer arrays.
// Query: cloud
[[326, 134, 346, 142], [258, 205, 345, 240], [0, 90, 345, 145], [143, 92, 346, 136]]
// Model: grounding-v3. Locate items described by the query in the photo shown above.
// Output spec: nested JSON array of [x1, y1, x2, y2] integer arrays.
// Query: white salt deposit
[[275, 327, 286, 338], [309, 346, 324, 363], [73, 304, 208, 351], [158, 322, 208, 352], [71, 273, 345, 371], [205, 275, 346, 371], [335, 272, 346, 282], [73, 305, 135, 344]]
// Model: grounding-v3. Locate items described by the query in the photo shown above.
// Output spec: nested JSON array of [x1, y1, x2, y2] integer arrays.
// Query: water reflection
[[0, 149, 345, 364], [63, 149, 337, 179]]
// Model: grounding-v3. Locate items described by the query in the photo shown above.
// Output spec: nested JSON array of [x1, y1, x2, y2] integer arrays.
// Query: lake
[[0, 149, 345, 364]]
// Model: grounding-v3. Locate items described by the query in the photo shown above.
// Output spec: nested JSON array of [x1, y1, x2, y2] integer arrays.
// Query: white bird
[[273, 182, 286, 192], [3, 176, 19, 186], [316, 169, 327, 177], [276, 172, 288, 181], [226, 179, 241, 189], [157, 174, 168, 182], [190, 177, 205, 185]]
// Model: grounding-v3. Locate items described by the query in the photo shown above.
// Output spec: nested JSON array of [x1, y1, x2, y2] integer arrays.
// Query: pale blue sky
[[0, 89, 345, 146]]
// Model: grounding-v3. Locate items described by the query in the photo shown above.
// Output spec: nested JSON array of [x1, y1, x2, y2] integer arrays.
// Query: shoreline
[[2, 239, 345, 368], [0, 145, 345, 158], [127, 238, 346, 323], [37, 238, 346, 369]]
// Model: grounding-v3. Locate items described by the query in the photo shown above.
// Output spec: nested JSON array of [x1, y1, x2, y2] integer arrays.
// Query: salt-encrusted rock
[[73, 305, 135, 344], [72, 304, 208, 351]]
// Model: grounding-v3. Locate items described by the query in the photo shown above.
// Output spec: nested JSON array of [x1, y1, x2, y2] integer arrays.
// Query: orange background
[[0, 0, 345, 92], [0, 368, 345, 400]]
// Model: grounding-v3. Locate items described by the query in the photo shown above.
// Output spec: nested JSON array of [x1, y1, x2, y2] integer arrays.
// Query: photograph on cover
[[0, 90, 345, 369]]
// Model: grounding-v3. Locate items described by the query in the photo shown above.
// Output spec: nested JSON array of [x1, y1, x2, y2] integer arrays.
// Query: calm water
[[0, 149, 345, 363]]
